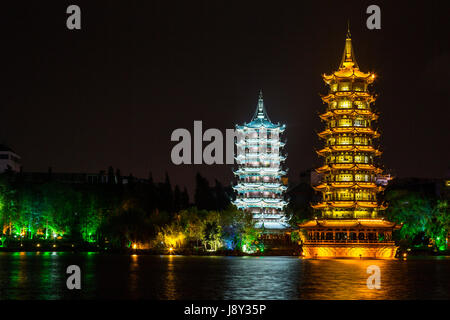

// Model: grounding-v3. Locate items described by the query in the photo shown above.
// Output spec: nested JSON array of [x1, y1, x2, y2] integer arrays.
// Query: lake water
[[0, 252, 449, 300]]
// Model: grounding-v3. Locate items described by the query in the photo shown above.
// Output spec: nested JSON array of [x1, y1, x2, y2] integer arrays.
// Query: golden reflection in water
[[17, 252, 28, 288], [163, 255, 178, 300], [301, 259, 393, 299], [129, 254, 139, 299]]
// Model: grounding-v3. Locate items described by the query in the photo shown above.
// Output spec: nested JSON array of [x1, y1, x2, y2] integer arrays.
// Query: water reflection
[[163, 255, 178, 300], [129, 254, 139, 299], [298, 259, 388, 299], [223, 256, 300, 299], [0, 253, 449, 299]]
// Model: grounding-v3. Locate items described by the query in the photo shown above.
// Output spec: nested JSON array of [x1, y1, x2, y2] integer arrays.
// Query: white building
[[233, 91, 289, 231], [0, 144, 21, 172]]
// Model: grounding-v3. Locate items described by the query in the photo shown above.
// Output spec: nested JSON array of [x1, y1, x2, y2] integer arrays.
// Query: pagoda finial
[[257, 89, 264, 118], [346, 20, 351, 38], [252, 89, 271, 122], [339, 22, 359, 70]]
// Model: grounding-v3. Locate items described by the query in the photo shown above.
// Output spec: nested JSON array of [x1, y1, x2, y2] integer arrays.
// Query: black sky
[[2, 0, 450, 195]]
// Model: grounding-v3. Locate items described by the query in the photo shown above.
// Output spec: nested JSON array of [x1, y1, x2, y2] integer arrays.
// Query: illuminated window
[[339, 82, 350, 91], [353, 81, 365, 92], [338, 119, 352, 127], [355, 101, 368, 109], [338, 136, 352, 145], [338, 191, 353, 200], [339, 100, 351, 108], [354, 154, 369, 163], [337, 174, 353, 182], [354, 137, 367, 145], [337, 155, 352, 163]]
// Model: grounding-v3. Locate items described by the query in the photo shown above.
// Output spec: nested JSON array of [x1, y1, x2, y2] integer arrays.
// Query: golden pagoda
[[299, 28, 402, 258]]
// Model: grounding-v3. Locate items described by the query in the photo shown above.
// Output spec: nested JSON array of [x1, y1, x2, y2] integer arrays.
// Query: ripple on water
[[0, 253, 449, 299]]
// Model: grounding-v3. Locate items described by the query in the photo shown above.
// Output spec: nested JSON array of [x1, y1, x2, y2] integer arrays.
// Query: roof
[[322, 28, 375, 83], [237, 90, 285, 130], [299, 218, 402, 229]]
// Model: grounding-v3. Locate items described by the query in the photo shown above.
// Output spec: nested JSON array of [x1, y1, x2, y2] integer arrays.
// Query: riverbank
[[0, 240, 301, 255], [2, 238, 448, 257], [1, 245, 449, 257], [0, 246, 301, 256]]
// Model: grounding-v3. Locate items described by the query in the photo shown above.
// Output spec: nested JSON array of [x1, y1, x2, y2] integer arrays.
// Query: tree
[[386, 190, 434, 245], [107, 166, 115, 185], [173, 185, 182, 213], [425, 200, 449, 250], [159, 172, 173, 213], [181, 187, 190, 209], [194, 173, 215, 210], [179, 208, 205, 247], [214, 179, 230, 210], [203, 211, 222, 251]]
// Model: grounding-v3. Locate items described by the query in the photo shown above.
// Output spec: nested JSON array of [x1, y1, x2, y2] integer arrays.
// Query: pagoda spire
[[252, 89, 271, 122], [339, 23, 359, 70]]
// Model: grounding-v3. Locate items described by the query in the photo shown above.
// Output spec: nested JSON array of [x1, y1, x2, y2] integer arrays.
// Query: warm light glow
[[299, 30, 400, 259]]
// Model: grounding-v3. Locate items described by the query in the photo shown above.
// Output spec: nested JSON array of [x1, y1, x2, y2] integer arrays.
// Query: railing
[[304, 239, 395, 244]]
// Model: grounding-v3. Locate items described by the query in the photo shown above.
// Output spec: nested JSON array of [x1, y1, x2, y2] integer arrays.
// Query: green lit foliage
[[0, 176, 16, 235], [153, 205, 260, 252], [386, 190, 429, 242], [218, 205, 258, 251], [386, 190, 449, 250], [40, 182, 80, 238], [425, 200, 449, 251], [290, 230, 301, 243], [179, 208, 206, 247], [203, 211, 222, 251]]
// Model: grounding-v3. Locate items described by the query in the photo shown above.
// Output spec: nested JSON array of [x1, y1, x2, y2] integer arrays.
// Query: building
[[299, 28, 401, 258], [233, 90, 289, 233], [0, 144, 21, 172]]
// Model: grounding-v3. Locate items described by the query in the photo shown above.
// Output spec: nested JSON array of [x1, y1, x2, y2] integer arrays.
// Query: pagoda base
[[301, 243, 398, 259]]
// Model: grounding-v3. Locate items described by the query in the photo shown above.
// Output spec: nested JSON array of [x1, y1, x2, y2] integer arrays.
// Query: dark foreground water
[[0, 252, 449, 300]]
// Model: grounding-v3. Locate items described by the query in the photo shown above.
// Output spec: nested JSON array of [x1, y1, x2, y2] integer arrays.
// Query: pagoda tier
[[318, 128, 380, 138], [299, 28, 401, 258], [316, 145, 382, 156], [319, 108, 378, 120], [316, 164, 383, 173], [300, 218, 401, 258], [321, 91, 376, 103], [233, 91, 289, 231], [313, 182, 384, 191]]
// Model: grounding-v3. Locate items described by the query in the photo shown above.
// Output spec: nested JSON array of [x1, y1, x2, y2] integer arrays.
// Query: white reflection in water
[[222, 256, 300, 299]]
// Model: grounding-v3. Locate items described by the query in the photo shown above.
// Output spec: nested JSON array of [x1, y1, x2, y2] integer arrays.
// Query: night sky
[[2, 1, 449, 195]]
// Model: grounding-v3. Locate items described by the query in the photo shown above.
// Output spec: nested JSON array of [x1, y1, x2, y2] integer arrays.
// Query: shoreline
[[1, 247, 449, 258]]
